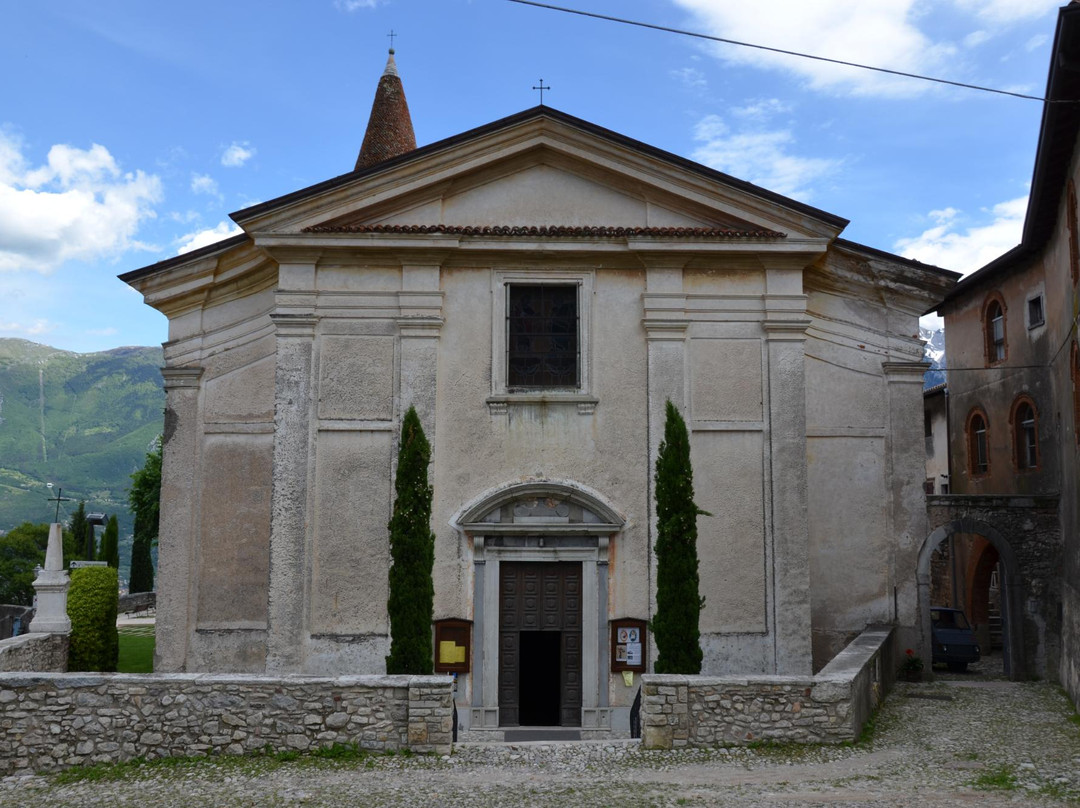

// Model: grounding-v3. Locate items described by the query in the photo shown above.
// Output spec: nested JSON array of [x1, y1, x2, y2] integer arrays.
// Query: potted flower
[[899, 648, 924, 682]]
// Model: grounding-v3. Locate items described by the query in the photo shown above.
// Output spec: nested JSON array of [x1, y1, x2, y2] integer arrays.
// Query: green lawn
[[117, 628, 154, 673]]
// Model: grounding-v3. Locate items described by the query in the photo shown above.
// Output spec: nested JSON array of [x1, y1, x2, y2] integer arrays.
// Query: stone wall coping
[[926, 494, 1059, 509], [642, 674, 815, 687], [0, 671, 454, 688], [642, 629, 891, 691], [0, 633, 59, 655], [816, 628, 891, 678]]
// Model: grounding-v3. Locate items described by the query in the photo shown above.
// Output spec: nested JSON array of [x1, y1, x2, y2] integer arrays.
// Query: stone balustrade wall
[[642, 628, 892, 749], [0, 634, 68, 674], [0, 672, 453, 775]]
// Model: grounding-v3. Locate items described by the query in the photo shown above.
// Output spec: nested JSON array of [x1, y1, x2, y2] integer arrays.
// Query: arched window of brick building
[[967, 408, 990, 477], [1010, 395, 1039, 471], [1069, 179, 1079, 286], [983, 294, 1007, 364]]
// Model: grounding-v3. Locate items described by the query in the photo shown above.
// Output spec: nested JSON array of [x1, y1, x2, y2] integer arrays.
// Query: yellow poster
[[439, 640, 466, 664]]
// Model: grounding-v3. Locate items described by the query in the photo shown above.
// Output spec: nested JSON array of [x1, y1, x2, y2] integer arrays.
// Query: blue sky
[[0, 0, 1067, 352]]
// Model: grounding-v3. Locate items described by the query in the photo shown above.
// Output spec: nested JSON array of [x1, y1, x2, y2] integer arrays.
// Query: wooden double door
[[498, 561, 582, 727]]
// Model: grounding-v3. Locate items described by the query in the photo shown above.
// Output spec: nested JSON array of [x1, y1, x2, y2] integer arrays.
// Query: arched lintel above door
[[453, 480, 626, 538]]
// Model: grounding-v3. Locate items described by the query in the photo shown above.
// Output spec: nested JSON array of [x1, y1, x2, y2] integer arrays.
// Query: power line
[[505, 0, 1066, 103]]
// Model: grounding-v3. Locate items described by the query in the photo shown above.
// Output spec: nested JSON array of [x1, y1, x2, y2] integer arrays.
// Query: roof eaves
[[833, 237, 960, 279], [118, 234, 251, 284], [231, 106, 849, 231]]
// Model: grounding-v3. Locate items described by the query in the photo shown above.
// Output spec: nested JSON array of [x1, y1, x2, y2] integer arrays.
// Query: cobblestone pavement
[[3, 670, 1078, 807]]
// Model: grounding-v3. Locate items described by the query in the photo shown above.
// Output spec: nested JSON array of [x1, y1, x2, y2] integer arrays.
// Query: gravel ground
[[3, 665, 1079, 807]]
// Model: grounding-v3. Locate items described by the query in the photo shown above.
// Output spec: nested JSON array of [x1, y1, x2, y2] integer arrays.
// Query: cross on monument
[[387, 29, 397, 52], [46, 486, 71, 523], [532, 79, 551, 105]]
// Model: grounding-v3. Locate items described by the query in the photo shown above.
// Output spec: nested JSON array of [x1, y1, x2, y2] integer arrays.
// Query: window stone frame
[[487, 268, 597, 414]]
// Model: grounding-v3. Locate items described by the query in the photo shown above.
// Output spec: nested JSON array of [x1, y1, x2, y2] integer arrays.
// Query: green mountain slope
[[0, 338, 164, 543]]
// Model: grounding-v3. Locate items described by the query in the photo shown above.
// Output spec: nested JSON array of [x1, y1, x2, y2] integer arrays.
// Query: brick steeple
[[356, 49, 417, 171]]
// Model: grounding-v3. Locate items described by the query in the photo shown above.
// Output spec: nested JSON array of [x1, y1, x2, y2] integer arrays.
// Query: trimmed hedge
[[67, 566, 119, 672]]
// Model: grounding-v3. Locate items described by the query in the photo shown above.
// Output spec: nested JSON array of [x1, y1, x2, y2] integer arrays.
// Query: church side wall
[[803, 263, 928, 671], [160, 288, 276, 673]]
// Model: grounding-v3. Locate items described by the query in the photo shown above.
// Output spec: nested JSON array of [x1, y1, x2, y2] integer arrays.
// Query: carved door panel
[[499, 561, 583, 727]]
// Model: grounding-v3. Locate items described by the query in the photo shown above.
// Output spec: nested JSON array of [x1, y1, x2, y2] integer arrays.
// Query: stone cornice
[[762, 319, 812, 340], [161, 366, 204, 390], [881, 361, 930, 380], [269, 313, 318, 338]]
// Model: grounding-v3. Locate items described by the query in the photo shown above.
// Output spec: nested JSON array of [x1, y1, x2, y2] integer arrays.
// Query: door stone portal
[[499, 561, 582, 726]]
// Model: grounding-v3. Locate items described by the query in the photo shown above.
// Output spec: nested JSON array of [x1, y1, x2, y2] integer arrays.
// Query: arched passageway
[[918, 519, 1025, 680]]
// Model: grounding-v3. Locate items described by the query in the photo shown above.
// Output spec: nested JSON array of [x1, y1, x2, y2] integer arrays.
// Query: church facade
[[122, 53, 956, 736]]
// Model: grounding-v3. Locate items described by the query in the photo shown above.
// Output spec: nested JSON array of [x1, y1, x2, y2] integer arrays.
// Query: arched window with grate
[[1010, 396, 1039, 471], [967, 408, 990, 477], [983, 294, 1007, 365]]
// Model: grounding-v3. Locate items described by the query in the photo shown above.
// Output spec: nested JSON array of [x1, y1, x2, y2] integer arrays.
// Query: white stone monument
[[29, 523, 71, 634]]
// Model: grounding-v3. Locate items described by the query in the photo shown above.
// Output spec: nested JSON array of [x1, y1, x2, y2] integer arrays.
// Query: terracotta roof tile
[[302, 224, 786, 239]]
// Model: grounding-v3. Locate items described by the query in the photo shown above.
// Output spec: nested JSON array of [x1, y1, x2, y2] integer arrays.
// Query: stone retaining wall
[[0, 634, 68, 673], [0, 672, 453, 774], [642, 628, 892, 749], [0, 606, 32, 641], [117, 591, 156, 616]]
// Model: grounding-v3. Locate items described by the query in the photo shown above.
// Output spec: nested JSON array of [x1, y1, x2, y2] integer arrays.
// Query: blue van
[[931, 607, 981, 672]]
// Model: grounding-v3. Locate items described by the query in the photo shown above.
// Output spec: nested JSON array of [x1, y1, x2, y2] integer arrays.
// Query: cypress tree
[[129, 534, 153, 593], [70, 501, 91, 561], [101, 514, 120, 569], [128, 441, 161, 594], [652, 400, 706, 674], [385, 406, 435, 675]]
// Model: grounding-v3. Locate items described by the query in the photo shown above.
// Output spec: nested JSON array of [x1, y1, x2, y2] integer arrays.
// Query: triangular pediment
[[233, 108, 847, 242], [318, 153, 765, 232]]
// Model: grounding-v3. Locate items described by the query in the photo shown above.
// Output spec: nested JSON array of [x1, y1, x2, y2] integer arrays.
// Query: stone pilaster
[[266, 312, 317, 674], [155, 365, 204, 672], [883, 361, 932, 638], [762, 261, 813, 675], [643, 261, 690, 637], [397, 262, 443, 436]]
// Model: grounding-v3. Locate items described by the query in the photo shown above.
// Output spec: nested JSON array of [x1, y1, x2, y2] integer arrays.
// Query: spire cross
[[387, 29, 397, 52], [532, 78, 551, 105], [47, 487, 71, 523]]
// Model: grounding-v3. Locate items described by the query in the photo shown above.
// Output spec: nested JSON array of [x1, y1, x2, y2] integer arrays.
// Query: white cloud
[[190, 173, 220, 198], [894, 196, 1027, 275], [670, 66, 707, 90], [221, 142, 255, 167], [952, 0, 1059, 25], [731, 99, 791, 120], [0, 132, 162, 273], [176, 220, 242, 255], [691, 113, 839, 200], [963, 30, 991, 49], [335, 0, 378, 10], [1026, 34, 1049, 52], [671, 0, 956, 97], [0, 318, 53, 337]]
